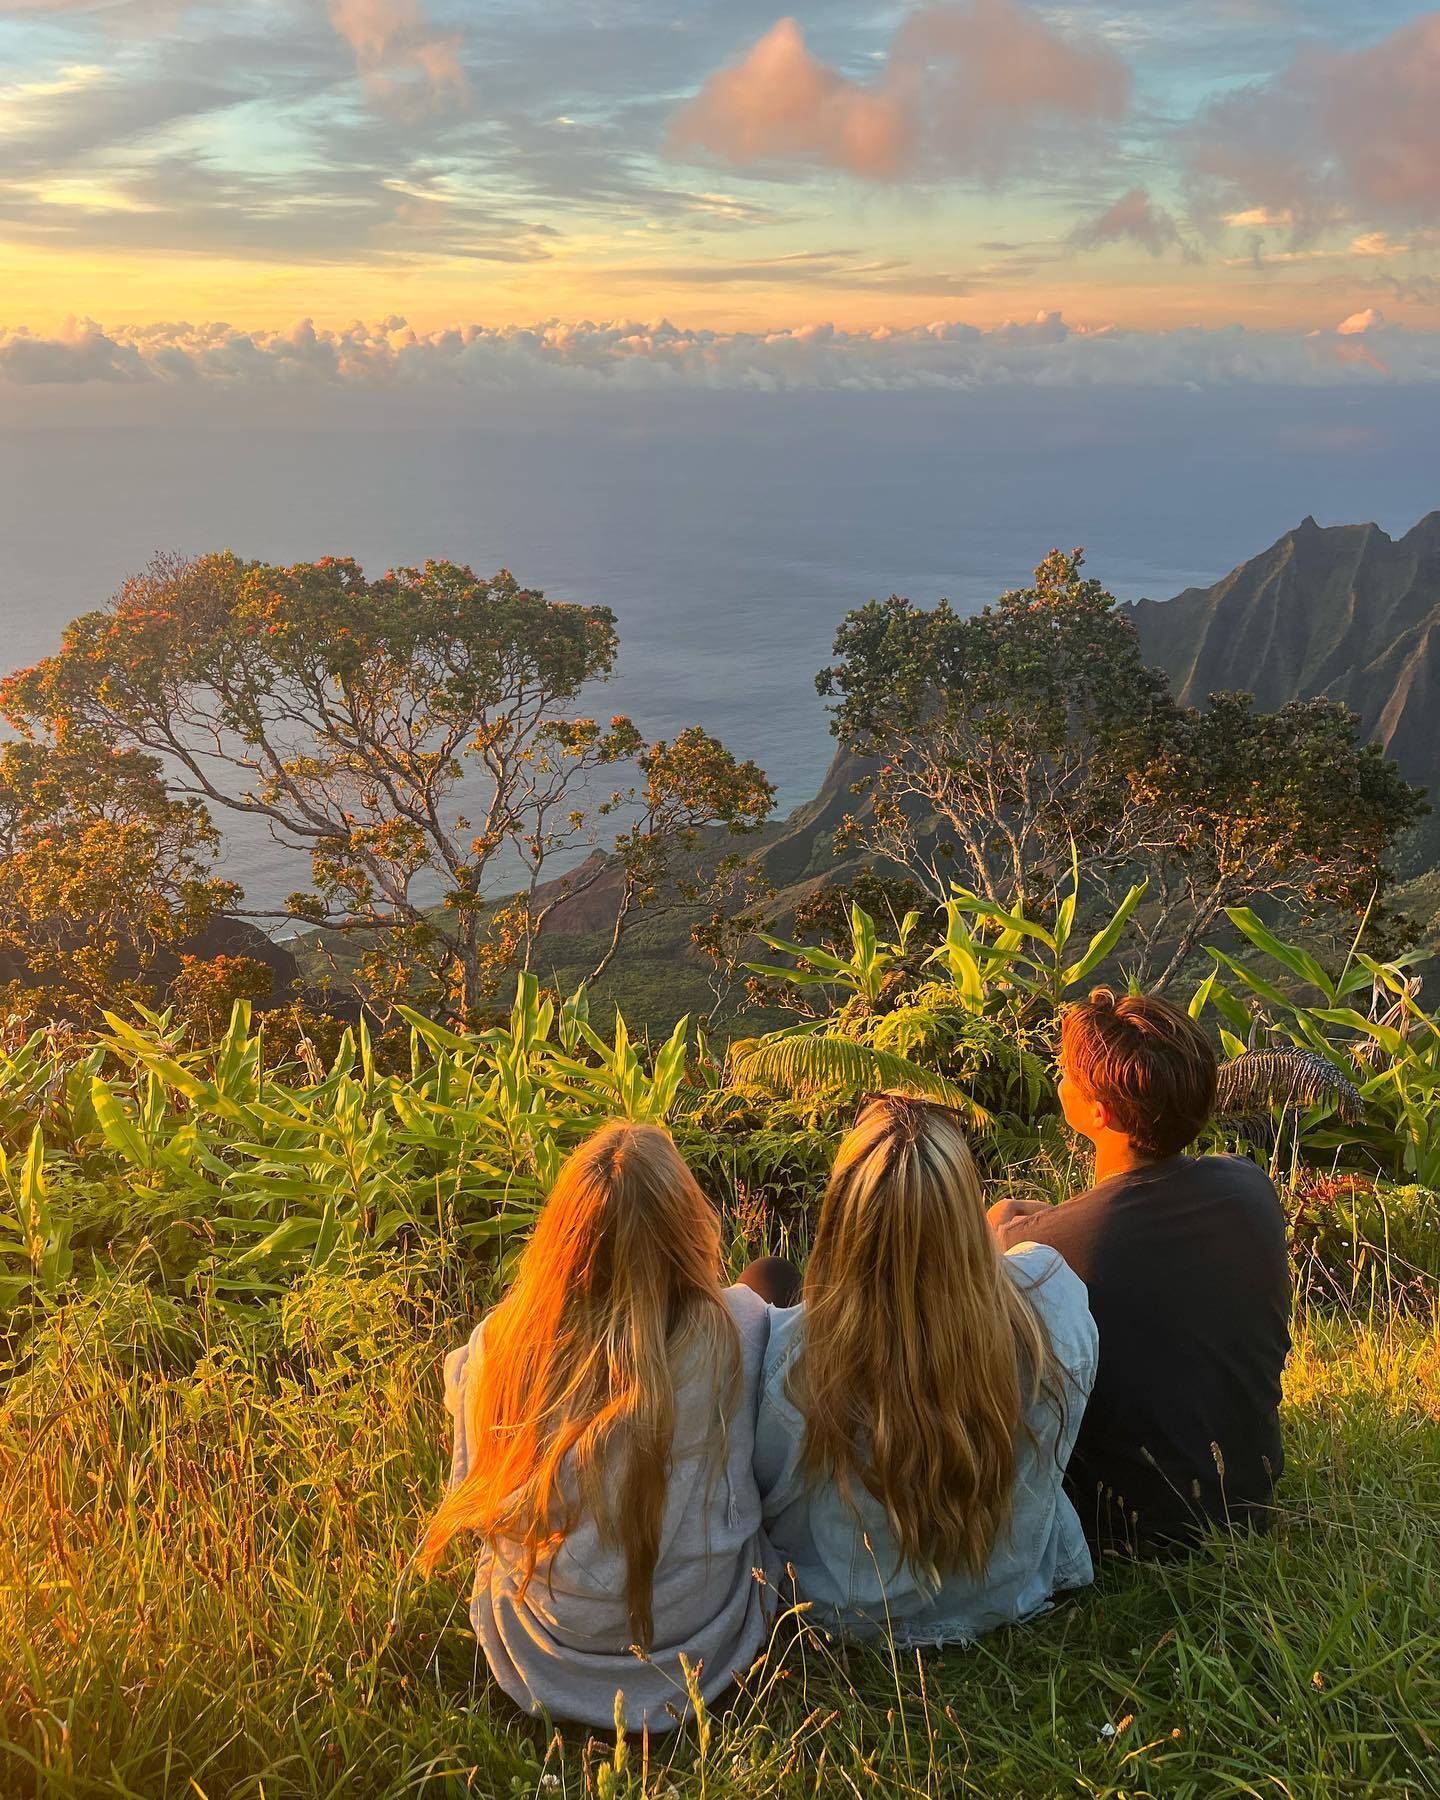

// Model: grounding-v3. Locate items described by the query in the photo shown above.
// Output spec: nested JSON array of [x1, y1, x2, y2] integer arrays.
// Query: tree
[[817, 550, 1173, 908], [2, 553, 771, 1022], [581, 727, 774, 982], [818, 550, 1424, 986], [168, 953, 276, 1042], [0, 734, 234, 1020], [1127, 692, 1425, 985]]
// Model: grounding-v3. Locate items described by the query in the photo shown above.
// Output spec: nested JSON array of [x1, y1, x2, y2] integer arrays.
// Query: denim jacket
[[753, 1244, 1098, 1646], [444, 1283, 778, 1730]]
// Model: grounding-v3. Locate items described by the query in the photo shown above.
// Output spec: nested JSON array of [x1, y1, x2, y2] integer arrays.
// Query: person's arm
[[443, 1320, 486, 1489], [986, 1196, 1050, 1242]]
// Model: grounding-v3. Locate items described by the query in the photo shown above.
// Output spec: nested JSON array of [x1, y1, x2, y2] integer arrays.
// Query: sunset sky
[[2, 0, 1438, 353]]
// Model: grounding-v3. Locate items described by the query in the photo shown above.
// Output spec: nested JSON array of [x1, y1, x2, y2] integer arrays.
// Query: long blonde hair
[[793, 1095, 1059, 1582], [419, 1121, 739, 1646]]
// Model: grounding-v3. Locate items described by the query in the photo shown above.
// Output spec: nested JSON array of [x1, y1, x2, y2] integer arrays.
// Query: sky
[[2, 0, 1440, 374]]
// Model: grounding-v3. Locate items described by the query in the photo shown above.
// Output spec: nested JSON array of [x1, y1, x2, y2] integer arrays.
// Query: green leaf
[[947, 891, 1056, 951], [1209, 949, 1295, 1013], [753, 933, 853, 975], [90, 1077, 152, 1170], [1061, 881, 1147, 988], [1224, 907, 1335, 1000], [728, 1033, 988, 1128], [742, 960, 835, 990]]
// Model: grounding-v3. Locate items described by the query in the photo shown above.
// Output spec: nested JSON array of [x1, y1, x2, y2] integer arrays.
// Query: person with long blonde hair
[[421, 1120, 779, 1729], [754, 1094, 1097, 1643]]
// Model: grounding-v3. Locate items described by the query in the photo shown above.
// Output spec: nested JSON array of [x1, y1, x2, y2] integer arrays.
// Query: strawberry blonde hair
[[419, 1121, 739, 1646], [792, 1096, 1060, 1583]]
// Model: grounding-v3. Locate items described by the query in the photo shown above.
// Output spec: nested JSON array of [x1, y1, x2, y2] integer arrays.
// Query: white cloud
[[4, 311, 1439, 391]]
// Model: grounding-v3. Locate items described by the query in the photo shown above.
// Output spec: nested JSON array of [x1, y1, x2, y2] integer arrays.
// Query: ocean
[[3, 381, 1436, 910]]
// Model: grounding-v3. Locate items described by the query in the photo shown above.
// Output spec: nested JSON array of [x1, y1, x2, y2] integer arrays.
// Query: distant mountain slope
[[533, 511, 1440, 999], [1126, 512, 1440, 805]]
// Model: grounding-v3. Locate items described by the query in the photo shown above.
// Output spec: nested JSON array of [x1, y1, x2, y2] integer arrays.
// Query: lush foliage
[[1, 553, 772, 1024], [2, 884, 1438, 1795], [0, 732, 234, 1019], [818, 551, 1425, 985], [4, 1269, 1436, 1797]]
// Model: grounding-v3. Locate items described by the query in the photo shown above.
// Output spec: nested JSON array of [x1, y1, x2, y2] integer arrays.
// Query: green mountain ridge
[[1125, 511, 1440, 837]]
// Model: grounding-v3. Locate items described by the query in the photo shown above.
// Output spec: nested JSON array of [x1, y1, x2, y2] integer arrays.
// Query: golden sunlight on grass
[[4, 1257, 1437, 1797]]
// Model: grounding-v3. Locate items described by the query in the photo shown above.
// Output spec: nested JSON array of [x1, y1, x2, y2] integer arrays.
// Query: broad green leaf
[[1061, 882, 1148, 988], [91, 1077, 152, 1170], [1225, 907, 1335, 1000]]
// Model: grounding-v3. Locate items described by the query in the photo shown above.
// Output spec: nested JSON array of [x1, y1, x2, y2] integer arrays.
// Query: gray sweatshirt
[[443, 1283, 778, 1731], [753, 1244, 1098, 1646]]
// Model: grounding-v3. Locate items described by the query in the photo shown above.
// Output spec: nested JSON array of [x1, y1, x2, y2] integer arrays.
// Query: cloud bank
[[2, 311, 1436, 392], [669, 0, 1129, 181]]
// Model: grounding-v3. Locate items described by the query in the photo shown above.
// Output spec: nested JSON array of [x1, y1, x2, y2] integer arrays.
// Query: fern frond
[[1216, 1048, 1364, 1124], [727, 1033, 992, 1131]]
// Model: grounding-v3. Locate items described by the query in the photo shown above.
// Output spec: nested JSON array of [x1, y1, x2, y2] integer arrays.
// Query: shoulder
[[1190, 1154, 1285, 1220], [1207, 1153, 1280, 1194], [1004, 1244, 1097, 1365], [723, 1280, 772, 1347], [758, 1301, 805, 1391], [443, 1315, 489, 1414], [1004, 1241, 1088, 1318], [727, 1281, 770, 1339]]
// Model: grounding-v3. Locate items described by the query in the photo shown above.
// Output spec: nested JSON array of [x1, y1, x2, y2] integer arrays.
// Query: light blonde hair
[[419, 1121, 739, 1646], [792, 1095, 1060, 1583]]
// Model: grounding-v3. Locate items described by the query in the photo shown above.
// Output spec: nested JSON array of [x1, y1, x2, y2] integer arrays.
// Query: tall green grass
[[4, 1249, 1437, 1799], [4, 897, 1440, 1796]]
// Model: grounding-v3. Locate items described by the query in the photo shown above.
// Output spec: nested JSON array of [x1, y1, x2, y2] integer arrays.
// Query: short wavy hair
[[1060, 987, 1218, 1157]]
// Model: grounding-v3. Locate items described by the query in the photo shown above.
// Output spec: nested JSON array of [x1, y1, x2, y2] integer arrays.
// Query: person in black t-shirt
[[989, 988, 1291, 1554]]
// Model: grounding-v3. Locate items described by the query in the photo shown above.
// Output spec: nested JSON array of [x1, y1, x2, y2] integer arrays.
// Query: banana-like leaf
[[1224, 907, 1335, 1001], [1061, 881, 1148, 987], [728, 1034, 989, 1128]]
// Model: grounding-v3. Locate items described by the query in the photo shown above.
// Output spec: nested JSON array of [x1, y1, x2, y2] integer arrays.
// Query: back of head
[[420, 1120, 739, 1646], [794, 1096, 1057, 1582], [1062, 987, 1218, 1157]]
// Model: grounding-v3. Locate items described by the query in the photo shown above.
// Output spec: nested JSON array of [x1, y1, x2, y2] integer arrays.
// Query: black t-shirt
[[1000, 1154, 1291, 1550]]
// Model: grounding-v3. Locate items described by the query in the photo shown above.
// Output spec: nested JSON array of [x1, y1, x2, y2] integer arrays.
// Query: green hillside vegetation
[[3, 890, 1439, 1797], [3, 543, 1431, 1049], [3, 533, 1439, 1793], [1127, 512, 1440, 865]]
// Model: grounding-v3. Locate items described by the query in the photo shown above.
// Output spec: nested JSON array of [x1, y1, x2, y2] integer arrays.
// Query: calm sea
[[3, 383, 1436, 909]]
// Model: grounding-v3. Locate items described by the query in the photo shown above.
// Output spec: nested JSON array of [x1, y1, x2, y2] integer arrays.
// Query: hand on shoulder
[[986, 1195, 1050, 1238]]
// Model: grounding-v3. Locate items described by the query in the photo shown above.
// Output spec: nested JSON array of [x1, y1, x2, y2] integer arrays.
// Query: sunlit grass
[[4, 1245, 1438, 1800]]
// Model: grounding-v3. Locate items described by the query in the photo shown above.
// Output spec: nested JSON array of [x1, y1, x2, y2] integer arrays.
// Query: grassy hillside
[[4, 1252, 1437, 1798], [4, 890, 1439, 1797]]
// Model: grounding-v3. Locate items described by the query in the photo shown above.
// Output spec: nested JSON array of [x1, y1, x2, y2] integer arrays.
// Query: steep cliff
[[1127, 512, 1440, 809]]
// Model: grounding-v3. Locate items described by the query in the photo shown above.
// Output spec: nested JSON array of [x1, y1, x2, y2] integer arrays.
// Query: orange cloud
[[1188, 11, 1440, 236], [670, 0, 1129, 182], [327, 0, 467, 110], [669, 18, 910, 178]]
